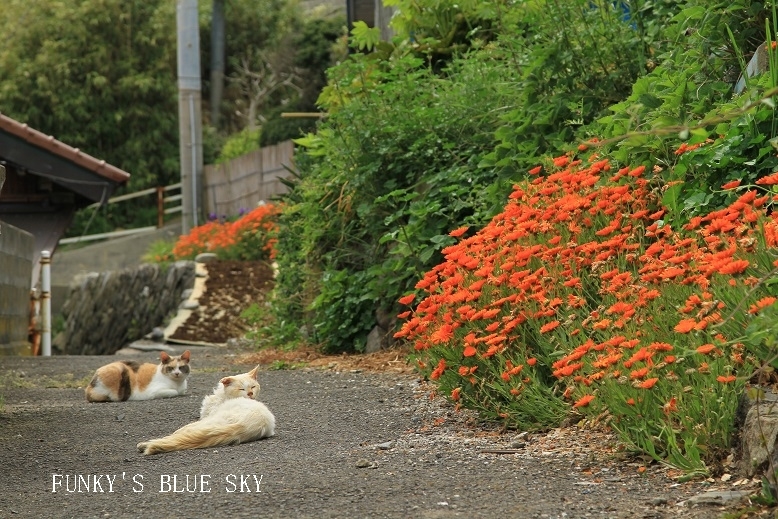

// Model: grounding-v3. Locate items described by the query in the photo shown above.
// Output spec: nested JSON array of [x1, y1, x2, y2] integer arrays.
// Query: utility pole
[[210, 0, 225, 128], [177, 0, 204, 234]]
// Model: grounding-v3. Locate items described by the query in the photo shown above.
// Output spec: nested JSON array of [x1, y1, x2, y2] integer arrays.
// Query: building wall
[[0, 221, 34, 354]]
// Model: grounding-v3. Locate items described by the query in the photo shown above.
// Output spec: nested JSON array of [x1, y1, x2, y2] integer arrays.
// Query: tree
[[0, 0, 180, 190]]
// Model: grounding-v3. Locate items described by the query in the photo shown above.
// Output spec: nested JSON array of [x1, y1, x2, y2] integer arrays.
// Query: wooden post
[[0, 164, 5, 235], [157, 186, 164, 228]]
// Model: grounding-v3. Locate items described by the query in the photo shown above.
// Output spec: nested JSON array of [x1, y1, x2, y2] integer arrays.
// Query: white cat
[[137, 365, 275, 455]]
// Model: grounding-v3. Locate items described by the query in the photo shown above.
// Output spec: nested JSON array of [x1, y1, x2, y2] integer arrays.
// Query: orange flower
[[451, 387, 462, 401], [430, 324, 454, 344], [696, 344, 718, 355], [663, 397, 677, 414], [573, 394, 595, 408], [716, 375, 736, 384], [592, 319, 611, 330], [540, 320, 561, 334], [398, 294, 416, 306], [527, 357, 537, 366], [756, 171, 778, 185], [630, 367, 649, 380], [528, 166, 543, 175], [721, 180, 741, 190], [449, 226, 469, 238], [430, 359, 446, 380], [639, 378, 659, 389], [717, 260, 750, 275], [674, 319, 697, 333], [553, 155, 570, 168], [463, 345, 477, 357], [749, 296, 777, 314], [626, 398, 635, 405]]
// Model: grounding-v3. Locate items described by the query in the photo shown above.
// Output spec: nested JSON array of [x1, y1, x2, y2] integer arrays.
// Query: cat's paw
[[136, 442, 149, 454]]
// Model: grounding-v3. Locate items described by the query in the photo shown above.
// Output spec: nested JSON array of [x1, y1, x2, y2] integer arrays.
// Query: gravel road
[[0, 347, 750, 519]]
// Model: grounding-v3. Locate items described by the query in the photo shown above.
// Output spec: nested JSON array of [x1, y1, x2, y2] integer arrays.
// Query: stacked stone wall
[[58, 261, 195, 355]]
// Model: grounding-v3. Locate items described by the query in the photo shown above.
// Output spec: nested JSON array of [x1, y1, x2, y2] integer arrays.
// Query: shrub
[[170, 203, 279, 261], [272, 50, 517, 352], [396, 148, 778, 473]]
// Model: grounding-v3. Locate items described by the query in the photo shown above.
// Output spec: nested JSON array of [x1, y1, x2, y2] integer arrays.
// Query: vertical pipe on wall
[[40, 250, 51, 356]]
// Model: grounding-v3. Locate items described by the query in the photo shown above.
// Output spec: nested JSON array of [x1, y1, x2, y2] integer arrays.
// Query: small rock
[[149, 327, 165, 342], [376, 442, 393, 450], [650, 497, 668, 506], [684, 490, 751, 506], [116, 414, 125, 422], [355, 459, 371, 468], [510, 441, 526, 449], [195, 252, 218, 264], [180, 300, 199, 310]]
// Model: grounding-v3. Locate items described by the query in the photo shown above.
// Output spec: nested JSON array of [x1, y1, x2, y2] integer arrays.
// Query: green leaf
[[350, 21, 380, 51]]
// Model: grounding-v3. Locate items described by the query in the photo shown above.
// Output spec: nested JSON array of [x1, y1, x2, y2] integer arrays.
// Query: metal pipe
[[40, 250, 51, 356], [189, 92, 198, 227]]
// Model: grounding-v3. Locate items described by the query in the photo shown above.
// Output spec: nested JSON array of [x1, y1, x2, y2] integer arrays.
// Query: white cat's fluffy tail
[[137, 400, 275, 455]]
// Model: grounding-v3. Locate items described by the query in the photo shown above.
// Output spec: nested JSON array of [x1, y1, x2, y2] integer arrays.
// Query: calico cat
[[137, 365, 275, 455], [85, 350, 191, 402]]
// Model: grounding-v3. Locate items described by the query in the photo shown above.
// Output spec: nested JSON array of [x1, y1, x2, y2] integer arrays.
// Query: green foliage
[[259, 16, 347, 146], [483, 0, 666, 177], [384, 0, 502, 59], [582, 0, 778, 223], [201, 0, 301, 131], [142, 240, 176, 265], [0, 0, 179, 190], [217, 127, 261, 163], [350, 21, 381, 51], [272, 49, 519, 352], [271, 0, 689, 354]]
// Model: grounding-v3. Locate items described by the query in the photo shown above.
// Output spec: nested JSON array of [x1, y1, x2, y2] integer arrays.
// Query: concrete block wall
[[0, 221, 34, 354]]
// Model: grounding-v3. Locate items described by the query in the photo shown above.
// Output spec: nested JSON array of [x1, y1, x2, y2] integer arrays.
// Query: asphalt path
[[0, 348, 731, 519]]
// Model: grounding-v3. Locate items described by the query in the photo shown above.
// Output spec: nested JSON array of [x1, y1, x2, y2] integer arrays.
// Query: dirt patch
[[168, 259, 274, 344], [239, 344, 416, 375]]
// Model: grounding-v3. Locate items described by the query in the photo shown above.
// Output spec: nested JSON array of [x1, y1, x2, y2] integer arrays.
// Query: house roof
[[0, 111, 130, 203], [0, 112, 132, 288]]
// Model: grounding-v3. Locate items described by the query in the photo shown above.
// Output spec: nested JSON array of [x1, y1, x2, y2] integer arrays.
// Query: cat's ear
[[160, 351, 171, 364], [220, 377, 233, 387], [180, 350, 191, 362], [248, 365, 260, 380]]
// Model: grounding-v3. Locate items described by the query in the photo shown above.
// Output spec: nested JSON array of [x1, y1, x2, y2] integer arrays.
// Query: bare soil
[[168, 260, 275, 344]]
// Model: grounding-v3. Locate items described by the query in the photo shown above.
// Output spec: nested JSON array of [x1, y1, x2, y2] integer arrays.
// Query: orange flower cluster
[[172, 204, 280, 260], [395, 149, 778, 423]]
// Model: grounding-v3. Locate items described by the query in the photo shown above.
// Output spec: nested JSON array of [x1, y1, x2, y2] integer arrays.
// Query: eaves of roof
[[0, 111, 130, 188]]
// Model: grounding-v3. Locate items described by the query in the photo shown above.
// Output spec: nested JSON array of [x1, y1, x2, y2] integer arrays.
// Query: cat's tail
[[137, 420, 271, 455]]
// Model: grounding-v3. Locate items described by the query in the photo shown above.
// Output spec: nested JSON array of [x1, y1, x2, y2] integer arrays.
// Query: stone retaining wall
[[57, 261, 195, 355], [0, 221, 34, 354]]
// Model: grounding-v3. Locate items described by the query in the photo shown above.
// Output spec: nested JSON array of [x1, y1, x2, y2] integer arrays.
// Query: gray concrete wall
[[50, 222, 182, 315], [0, 221, 34, 354]]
